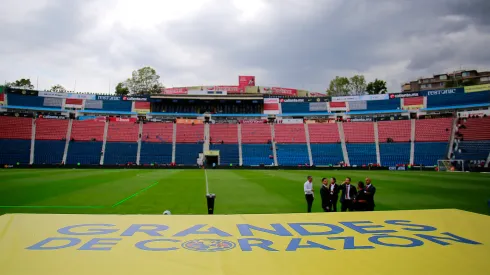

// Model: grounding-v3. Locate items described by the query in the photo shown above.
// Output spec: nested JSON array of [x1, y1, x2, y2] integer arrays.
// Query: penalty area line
[[111, 182, 159, 207]]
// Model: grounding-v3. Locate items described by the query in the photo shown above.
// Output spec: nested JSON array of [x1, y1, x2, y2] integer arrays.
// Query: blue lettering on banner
[[237, 224, 293, 236], [286, 238, 335, 251], [173, 224, 232, 237], [368, 234, 424, 248], [420, 88, 464, 96], [26, 237, 81, 250], [96, 95, 121, 101], [327, 236, 375, 250], [120, 224, 169, 237], [78, 238, 121, 251], [339, 221, 397, 234], [385, 220, 437, 232], [288, 223, 344, 236], [57, 224, 118, 235], [414, 232, 482, 246], [238, 238, 278, 252], [136, 239, 180, 251]]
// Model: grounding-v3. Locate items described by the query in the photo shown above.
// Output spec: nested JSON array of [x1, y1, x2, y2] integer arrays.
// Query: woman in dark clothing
[[354, 181, 368, 211]]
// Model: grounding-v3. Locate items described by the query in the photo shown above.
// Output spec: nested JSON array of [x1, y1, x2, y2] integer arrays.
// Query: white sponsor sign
[[332, 94, 389, 102], [39, 91, 96, 100], [279, 118, 303, 124]]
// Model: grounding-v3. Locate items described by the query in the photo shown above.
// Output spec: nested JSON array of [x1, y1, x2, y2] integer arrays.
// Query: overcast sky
[[1, 0, 489, 94]]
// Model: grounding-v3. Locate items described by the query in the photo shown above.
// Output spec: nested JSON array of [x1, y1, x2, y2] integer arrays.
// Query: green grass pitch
[[1, 169, 490, 215]]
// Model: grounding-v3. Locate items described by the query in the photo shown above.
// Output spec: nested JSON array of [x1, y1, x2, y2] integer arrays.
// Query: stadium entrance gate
[[204, 150, 220, 167]]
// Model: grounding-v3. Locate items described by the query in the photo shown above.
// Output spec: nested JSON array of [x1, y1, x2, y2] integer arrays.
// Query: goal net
[[437, 159, 465, 172]]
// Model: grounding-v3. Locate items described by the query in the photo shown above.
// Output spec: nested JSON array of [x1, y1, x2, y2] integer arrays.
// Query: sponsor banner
[[38, 91, 96, 100], [134, 101, 151, 114], [38, 91, 66, 98], [66, 93, 96, 100], [204, 150, 220, 156], [85, 100, 103, 109], [458, 110, 490, 118], [239, 119, 266, 124], [176, 118, 203, 125], [390, 166, 407, 171], [149, 118, 175, 123], [278, 118, 303, 124], [389, 92, 420, 99], [162, 87, 188, 95], [263, 98, 280, 115], [332, 94, 389, 102], [376, 115, 409, 121], [38, 115, 66, 120], [108, 117, 137, 123], [347, 117, 373, 122], [96, 95, 121, 101], [238, 76, 255, 88], [464, 84, 490, 93], [309, 102, 328, 112], [214, 118, 238, 124], [122, 96, 148, 101], [65, 98, 83, 109], [1, 112, 34, 118], [309, 92, 328, 97], [43, 97, 63, 107], [187, 90, 228, 96], [348, 101, 367, 111], [6, 88, 39, 96], [402, 104, 424, 110], [262, 87, 298, 96], [215, 86, 241, 94], [421, 88, 464, 96], [279, 98, 305, 103]]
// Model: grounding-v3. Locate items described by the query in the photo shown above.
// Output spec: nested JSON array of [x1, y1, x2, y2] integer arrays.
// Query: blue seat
[[276, 143, 309, 166], [35, 140, 65, 164], [379, 143, 410, 166], [310, 143, 344, 166], [104, 142, 137, 165], [0, 139, 31, 164], [175, 143, 202, 165], [414, 142, 447, 166], [140, 142, 172, 165], [346, 143, 377, 166], [455, 140, 490, 161], [242, 144, 273, 166], [211, 144, 239, 165], [66, 141, 102, 165]]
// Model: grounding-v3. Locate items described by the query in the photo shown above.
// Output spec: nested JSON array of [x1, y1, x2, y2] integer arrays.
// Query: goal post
[[437, 159, 465, 172]]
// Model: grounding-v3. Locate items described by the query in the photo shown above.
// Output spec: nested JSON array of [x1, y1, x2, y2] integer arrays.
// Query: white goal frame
[[437, 159, 465, 172]]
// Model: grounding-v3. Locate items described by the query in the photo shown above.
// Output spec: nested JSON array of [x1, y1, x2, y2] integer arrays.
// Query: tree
[[125, 66, 163, 95], [366, 79, 387, 94], [6, 78, 34, 89], [50, 84, 66, 92], [326, 76, 350, 97], [115, 82, 129, 96], [349, 75, 367, 95]]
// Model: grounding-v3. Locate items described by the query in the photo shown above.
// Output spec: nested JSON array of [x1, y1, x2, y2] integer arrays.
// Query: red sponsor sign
[[239, 76, 255, 88], [162, 87, 188, 95], [309, 92, 327, 97], [239, 119, 267, 124], [109, 117, 137, 123], [215, 86, 241, 94], [262, 87, 298, 96]]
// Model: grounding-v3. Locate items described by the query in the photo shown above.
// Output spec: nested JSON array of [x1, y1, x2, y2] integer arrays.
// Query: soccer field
[[1, 169, 490, 215]]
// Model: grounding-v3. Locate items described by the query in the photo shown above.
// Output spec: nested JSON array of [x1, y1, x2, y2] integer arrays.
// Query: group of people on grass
[[303, 176, 376, 213]]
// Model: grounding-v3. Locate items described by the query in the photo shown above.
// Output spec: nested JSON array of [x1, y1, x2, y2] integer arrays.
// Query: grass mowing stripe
[[0, 205, 105, 208], [111, 182, 159, 207], [205, 169, 210, 194]]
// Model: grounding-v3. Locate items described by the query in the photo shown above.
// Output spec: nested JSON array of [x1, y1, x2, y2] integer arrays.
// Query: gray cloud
[[0, 0, 489, 93]]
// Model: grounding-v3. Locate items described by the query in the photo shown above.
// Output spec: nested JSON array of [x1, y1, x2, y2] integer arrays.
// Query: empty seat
[[176, 124, 204, 143], [104, 142, 138, 165], [0, 139, 31, 164], [378, 120, 411, 142], [310, 143, 344, 166], [107, 122, 139, 142], [35, 119, 68, 140], [346, 143, 377, 166], [458, 117, 490, 140], [276, 144, 309, 166], [142, 122, 174, 143], [66, 141, 102, 165], [34, 140, 65, 164], [414, 142, 447, 166], [175, 143, 202, 165], [140, 142, 173, 164], [308, 123, 340, 143], [379, 143, 410, 166], [343, 122, 375, 143], [241, 124, 271, 144], [71, 120, 105, 141], [274, 124, 306, 143], [0, 116, 32, 139], [242, 144, 273, 166], [210, 144, 239, 165], [455, 141, 490, 161], [210, 124, 238, 143], [415, 118, 452, 142]]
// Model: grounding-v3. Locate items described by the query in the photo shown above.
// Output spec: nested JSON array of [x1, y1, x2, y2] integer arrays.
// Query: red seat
[[378, 120, 411, 142], [142, 123, 174, 143], [415, 118, 452, 142], [176, 124, 204, 143], [210, 124, 238, 143], [459, 117, 490, 140], [0, 117, 32, 139], [241, 124, 271, 144], [36, 118, 68, 140], [308, 123, 340, 143], [274, 124, 306, 143], [71, 120, 105, 141], [107, 121, 139, 142], [343, 122, 375, 143]]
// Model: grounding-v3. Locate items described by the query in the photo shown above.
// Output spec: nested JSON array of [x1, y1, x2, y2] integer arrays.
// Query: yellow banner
[[134, 108, 150, 114], [402, 104, 424, 110], [1, 209, 489, 275], [204, 150, 219, 156], [464, 84, 490, 93]]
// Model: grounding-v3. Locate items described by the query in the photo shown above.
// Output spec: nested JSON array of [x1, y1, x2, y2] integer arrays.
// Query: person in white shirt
[[304, 176, 314, 213]]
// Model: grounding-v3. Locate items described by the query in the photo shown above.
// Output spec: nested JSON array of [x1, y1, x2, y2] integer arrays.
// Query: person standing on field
[[364, 178, 376, 211], [304, 176, 314, 213], [328, 177, 340, 212], [340, 177, 357, 212], [320, 178, 330, 212]]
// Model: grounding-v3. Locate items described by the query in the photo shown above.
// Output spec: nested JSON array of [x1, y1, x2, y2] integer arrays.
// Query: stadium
[[1, 78, 490, 274]]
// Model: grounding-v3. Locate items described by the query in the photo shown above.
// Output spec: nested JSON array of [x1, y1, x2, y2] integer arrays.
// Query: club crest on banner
[[182, 239, 236, 252]]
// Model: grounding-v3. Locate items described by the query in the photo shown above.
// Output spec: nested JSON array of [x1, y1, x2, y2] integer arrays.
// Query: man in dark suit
[[319, 178, 330, 212], [327, 177, 340, 212], [364, 178, 376, 211], [340, 177, 357, 212]]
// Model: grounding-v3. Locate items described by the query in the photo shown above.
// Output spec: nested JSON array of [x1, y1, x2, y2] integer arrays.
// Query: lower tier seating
[[242, 144, 273, 166], [346, 143, 377, 166], [0, 139, 31, 164], [455, 141, 490, 161], [34, 140, 65, 164], [414, 142, 447, 166], [175, 143, 202, 165], [104, 142, 138, 165], [210, 144, 239, 165], [379, 143, 410, 167], [66, 141, 102, 165], [276, 143, 309, 166], [140, 142, 172, 165], [310, 143, 344, 166]]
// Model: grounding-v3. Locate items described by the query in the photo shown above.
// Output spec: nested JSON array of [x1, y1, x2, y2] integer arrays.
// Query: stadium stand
[[210, 124, 238, 143], [107, 121, 139, 142], [0, 116, 32, 139], [379, 143, 411, 166], [274, 124, 306, 143], [343, 122, 375, 143], [308, 123, 340, 143], [414, 142, 447, 166], [241, 123, 271, 143], [310, 143, 344, 166], [34, 140, 64, 164], [142, 122, 173, 143], [242, 144, 273, 166], [175, 143, 202, 165], [211, 143, 239, 165], [140, 142, 173, 165], [0, 140, 31, 164], [415, 118, 452, 142], [378, 120, 411, 142], [346, 143, 377, 166], [35, 118, 68, 140], [455, 141, 490, 161], [454, 117, 490, 162], [104, 142, 138, 165], [276, 143, 309, 166], [66, 141, 102, 165], [71, 120, 105, 141], [176, 124, 204, 143], [458, 117, 490, 140]]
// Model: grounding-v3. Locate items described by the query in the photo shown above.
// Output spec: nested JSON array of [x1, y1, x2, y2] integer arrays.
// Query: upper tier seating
[[140, 142, 172, 164], [308, 123, 340, 143], [378, 120, 411, 142], [211, 144, 239, 165], [142, 122, 174, 143], [242, 144, 273, 165], [34, 140, 65, 164], [104, 142, 138, 165], [66, 141, 102, 165], [176, 124, 204, 143], [346, 143, 377, 166], [276, 144, 309, 166], [274, 124, 306, 143], [379, 143, 410, 166], [35, 118, 68, 140], [210, 124, 238, 143], [414, 142, 447, 166], [71, 120, 105, 141], [458, 117, 490, 140], [107, 121, 139, 142], [0, 116, 32, 139], [415, 118, 452, 142], [343, 122, 375, 143], [0, 140, 31, 164], [310, 143, 344, 166], [241, 124, 271, 144]]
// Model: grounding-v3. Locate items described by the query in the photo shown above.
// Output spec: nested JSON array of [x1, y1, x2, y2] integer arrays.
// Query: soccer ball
[[163, 210, 171, 215]]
